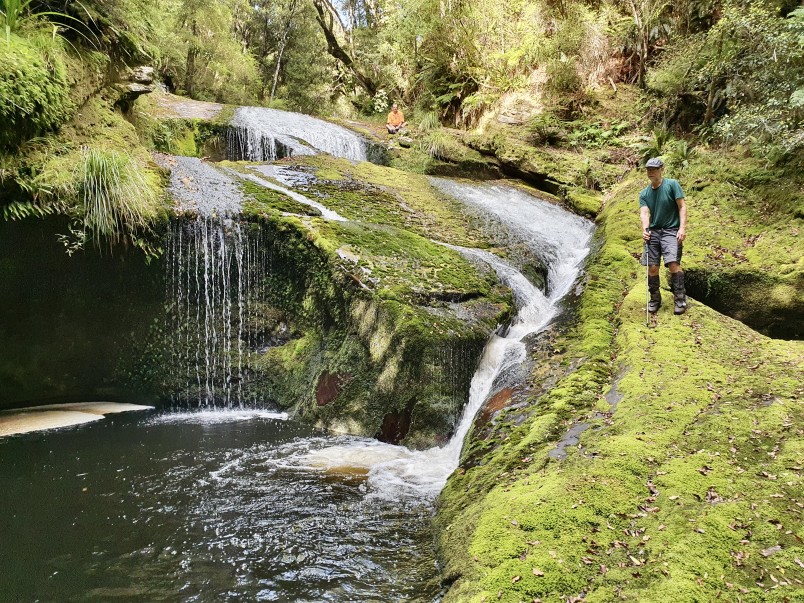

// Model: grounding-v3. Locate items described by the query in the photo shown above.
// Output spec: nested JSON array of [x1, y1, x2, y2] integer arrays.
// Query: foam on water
[[148, 409, 289, 425]]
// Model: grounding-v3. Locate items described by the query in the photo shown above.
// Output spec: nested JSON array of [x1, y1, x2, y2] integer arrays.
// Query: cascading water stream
[[299, 180, 595, 498], [161, 114, 593, 496], [1, 111, 597, 602], [227, 106, 369, 162]]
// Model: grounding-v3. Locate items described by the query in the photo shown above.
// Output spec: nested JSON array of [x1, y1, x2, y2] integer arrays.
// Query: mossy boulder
[[231, 157, 515, 447], [142, 153, 514, 447], [434, 154, 804, 601]]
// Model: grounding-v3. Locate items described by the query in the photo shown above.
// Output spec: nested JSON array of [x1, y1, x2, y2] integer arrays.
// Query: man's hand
[[643, 228, 651, 241], [677, 228, 686, 242]]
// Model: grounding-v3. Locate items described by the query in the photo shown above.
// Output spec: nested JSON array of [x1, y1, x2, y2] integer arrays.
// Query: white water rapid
[[296, 180, 595, 499], [227, 107, 369, 162]]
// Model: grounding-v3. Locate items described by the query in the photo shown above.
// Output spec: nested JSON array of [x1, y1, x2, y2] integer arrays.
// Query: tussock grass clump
[[422, 129, 465, 161], [417, 111, 442, 133], [74, 147, 159, 246]]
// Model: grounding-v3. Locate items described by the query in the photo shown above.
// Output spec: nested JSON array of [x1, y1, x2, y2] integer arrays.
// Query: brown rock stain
[[315, 372, 353, 406]]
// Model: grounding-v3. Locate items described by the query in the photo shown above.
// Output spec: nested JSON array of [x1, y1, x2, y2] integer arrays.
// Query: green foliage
[[666, 139, 696, 171], [566, 119, 631, 149], [526, 114, 567, 146], [72, 147, 159, 248], [417, 110, 441, 133], [0, 32, 73, 150], [544, 57, 582, 94], [0, 0, 97, 46], [1, 0, 29, 38], [372, 89, 390, 114], [2, 199, 61, 220], [421, 129, 465, 161], [154, 0, 261, 104], [650, 1, 804, 164], [632, 127, 672, 162]]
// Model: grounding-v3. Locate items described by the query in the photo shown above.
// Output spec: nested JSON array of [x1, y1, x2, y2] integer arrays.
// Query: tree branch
[[312, 0, 377, 95]]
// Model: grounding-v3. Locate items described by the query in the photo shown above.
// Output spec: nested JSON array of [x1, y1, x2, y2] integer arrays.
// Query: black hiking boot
[[671, 271, 687, 315], [648, 275, 661, 313]]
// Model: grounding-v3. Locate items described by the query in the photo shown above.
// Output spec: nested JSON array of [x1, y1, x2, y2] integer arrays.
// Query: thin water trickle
[[165, 217, 272, 407], [236, 166, 348, 221]]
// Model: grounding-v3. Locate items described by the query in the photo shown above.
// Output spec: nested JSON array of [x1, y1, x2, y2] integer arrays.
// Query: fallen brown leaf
[[761, 545, 782, 557]]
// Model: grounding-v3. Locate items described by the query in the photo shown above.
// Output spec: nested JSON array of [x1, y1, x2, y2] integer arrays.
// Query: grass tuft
[[74, 146, 158, 247]]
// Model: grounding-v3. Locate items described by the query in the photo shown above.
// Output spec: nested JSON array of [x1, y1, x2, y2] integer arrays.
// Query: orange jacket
[[387, 109, 405, 127]]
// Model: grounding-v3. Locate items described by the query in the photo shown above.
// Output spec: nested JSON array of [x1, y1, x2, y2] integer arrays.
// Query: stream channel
[[0, 107, 594, 602]]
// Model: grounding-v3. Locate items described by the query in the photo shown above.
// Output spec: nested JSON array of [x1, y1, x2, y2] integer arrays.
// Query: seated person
[[386, 103, 407, 134]]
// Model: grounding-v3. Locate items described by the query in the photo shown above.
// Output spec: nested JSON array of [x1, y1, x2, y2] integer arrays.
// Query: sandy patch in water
[[28, 402, 154, 416], [0, 403, 154, 437]]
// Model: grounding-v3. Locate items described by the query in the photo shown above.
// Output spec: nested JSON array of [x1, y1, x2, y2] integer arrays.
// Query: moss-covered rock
[[225, 159, 515, 447], [0, 33, 74, 151], [434, 158, 804, 601]]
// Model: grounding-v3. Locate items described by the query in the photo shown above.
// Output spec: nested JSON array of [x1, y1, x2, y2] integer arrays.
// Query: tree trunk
[[312, 0, 377, 96], [270, 41, 287, 104], [185, 19, 198, 97]]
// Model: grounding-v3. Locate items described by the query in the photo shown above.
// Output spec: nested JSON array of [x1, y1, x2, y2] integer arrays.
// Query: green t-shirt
[[639, 178, 684, 229]]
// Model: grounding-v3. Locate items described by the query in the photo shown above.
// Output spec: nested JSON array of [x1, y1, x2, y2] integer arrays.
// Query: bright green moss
[[0, 33, 74, 150], [436, 157, 804, 602], [240, 179, 321, 217]]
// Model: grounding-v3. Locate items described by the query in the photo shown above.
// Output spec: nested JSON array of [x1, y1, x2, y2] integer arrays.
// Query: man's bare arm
[[640, 206, 651, 240], [676, 198, 687, 241]]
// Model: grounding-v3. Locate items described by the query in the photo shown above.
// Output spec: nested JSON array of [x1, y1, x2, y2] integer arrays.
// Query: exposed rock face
[[115, 65, 155, 104], [315, 372, 353, 406], [474, 387, 515, 427], [376, 407, 413, 444], [685, 268, 804, 339]]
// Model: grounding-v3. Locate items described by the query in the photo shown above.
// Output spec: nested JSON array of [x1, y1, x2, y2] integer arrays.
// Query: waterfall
[[226, 107, 369, 162], [299, 181, 595, 499], [165, 217, 271, 407], [159, 116, 362, 408], [157, 156, 273, 408]]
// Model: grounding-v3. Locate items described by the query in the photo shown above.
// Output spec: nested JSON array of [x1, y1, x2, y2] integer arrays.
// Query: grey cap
[[645, 157, 664, 168]]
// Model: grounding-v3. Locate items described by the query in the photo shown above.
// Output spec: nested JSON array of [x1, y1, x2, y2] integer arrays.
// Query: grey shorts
[[645, 228, 682, 266]]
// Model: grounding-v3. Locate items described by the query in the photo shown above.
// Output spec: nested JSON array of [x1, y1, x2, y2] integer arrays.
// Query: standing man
[[386, 103, 407, 134], [640, 157, 688, 315]]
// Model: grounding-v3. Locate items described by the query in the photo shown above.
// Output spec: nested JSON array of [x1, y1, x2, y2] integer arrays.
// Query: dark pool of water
[[0, 411, 441, 602]]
